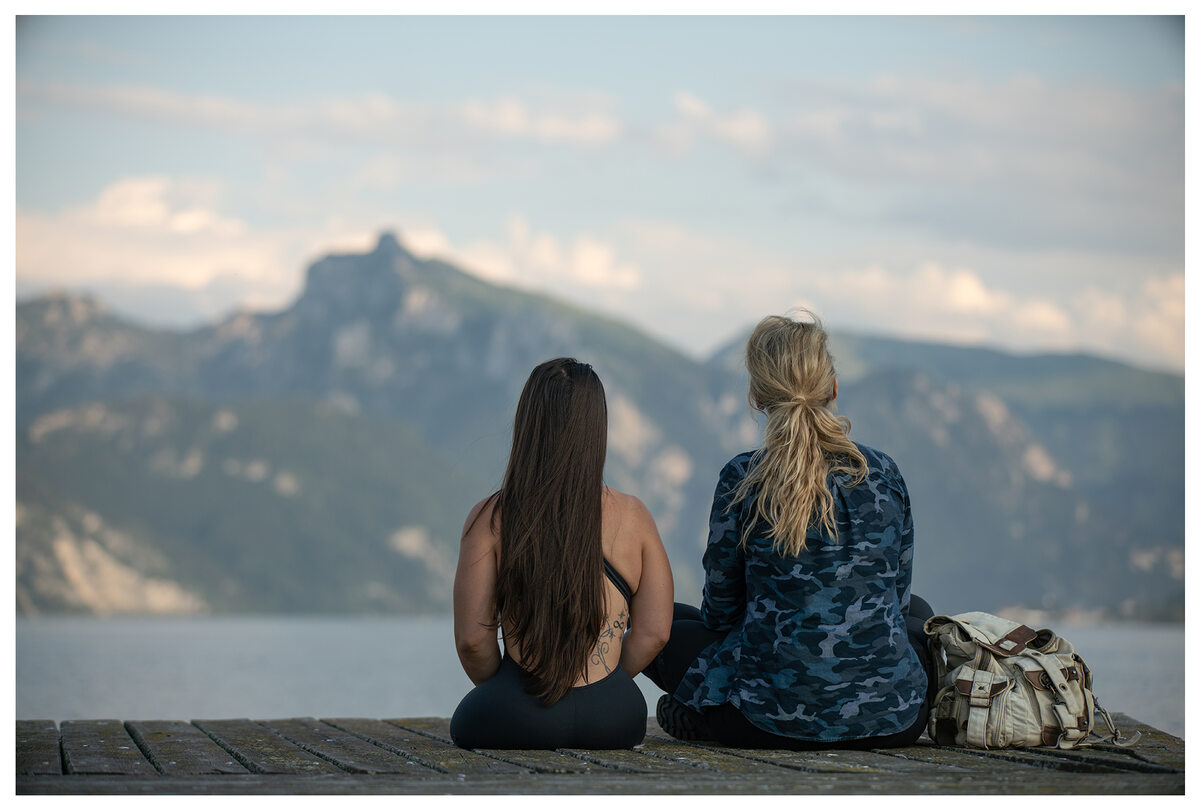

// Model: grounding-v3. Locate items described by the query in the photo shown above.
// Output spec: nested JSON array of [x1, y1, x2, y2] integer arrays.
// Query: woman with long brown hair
[[644, 312, 936, 749], [450, 358, 674, 749]]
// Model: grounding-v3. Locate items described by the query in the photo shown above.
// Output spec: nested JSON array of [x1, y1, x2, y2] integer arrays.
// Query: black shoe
[[656, 694, 712, 742]]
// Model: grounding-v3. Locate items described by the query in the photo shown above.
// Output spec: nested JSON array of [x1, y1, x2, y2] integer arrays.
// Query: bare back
[[503, 488, 645, 685], [455, 486, 673, 690]]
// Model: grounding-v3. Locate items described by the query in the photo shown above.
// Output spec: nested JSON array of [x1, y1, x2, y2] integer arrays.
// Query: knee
[[449, 706, 471, 749], [908, 594, 934, 622], [449, 680, 493, 749]]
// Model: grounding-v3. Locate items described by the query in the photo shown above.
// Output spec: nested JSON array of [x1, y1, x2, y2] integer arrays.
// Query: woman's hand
[[452, 497, 502, 684]]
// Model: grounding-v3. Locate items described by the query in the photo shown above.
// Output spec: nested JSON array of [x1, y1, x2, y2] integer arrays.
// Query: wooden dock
[[16, 713, 1183, 794]]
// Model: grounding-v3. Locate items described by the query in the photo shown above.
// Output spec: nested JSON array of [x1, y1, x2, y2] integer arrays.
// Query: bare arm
[[619, 498, 674, 677], [452, 497, 502, 684]]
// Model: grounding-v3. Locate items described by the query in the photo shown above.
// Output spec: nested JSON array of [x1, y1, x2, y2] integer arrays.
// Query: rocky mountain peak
[[19, 290, 107, 328], [294, 231, 421, 321], [372, 230, 404, 257]]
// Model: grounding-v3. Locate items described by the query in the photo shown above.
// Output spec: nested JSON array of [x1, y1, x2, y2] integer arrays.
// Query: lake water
[[15, 615, 1185, 739]]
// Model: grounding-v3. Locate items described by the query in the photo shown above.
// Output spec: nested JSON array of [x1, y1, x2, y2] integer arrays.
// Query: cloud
[[460, 96, 620, 145], [567, 236, 640, 290], [19, 174, 656, 331], [677, 75, 1181, 256], [674, 92, 710, 120], [1132, 274, 1185, 364], [16, 175, 377, 323], [1072, 274, 1184, 369], [616, 217, 1181, 370], [914, 263, 1011, 315], [808, 263, 1178, 369], [399, 225, 454, 261], [1076, 288, 1128, 326], [20, 81, 275, 130], [1012, 300, 1072, 335], [84, 177, 247, 237], [18, 80, 622, 149], [19, 176, 1180, 374], [446, 215, 640, 294], [794, 262, 1020, 346], [669, 91, 772, 155], [803, 262, 1097, 353], [17, 177, 265, 288]]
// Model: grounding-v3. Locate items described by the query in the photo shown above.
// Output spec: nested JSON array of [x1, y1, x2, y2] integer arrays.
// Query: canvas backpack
[[924, 611, 1141, 750]]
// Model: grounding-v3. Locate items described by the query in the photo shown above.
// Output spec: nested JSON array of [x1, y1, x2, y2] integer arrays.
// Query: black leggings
[[450, 654, 647, 749], [643, 596, 937, 750]]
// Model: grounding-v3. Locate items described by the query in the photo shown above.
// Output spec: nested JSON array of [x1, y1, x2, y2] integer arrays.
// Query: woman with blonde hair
[[451, 357, 674, 749], [644, 313, 936, 748]]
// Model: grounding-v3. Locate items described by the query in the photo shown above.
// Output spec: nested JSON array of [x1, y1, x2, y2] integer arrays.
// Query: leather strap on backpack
[[963, 670, 1007, 748], [1090, 700, 1143, 748]]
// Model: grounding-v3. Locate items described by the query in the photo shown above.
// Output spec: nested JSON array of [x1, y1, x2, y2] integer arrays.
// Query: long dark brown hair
[[491, 357, 608, 704]]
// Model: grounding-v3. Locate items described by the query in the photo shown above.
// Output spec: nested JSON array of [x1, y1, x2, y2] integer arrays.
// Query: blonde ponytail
[[730, 313, 868, 556]]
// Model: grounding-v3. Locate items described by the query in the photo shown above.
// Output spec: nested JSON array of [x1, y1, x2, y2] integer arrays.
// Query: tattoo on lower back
[[590, 609, 629, 673]]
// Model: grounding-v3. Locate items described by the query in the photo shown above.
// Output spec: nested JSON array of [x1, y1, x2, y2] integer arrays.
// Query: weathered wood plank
[[15, 712, 1185, 795], [258, 718, 439, 775], [466, 749, 606, 774], [1028, 745, 1182, 774], [704, 744, 973, 774], [60, 720, 157, 776], [873, 741, 1055, 773], [1105, 713, 1185, 773], [124, 721, 248, 776], [15, 769, 1187, 795], [324, 717, 524, 775], [387, 716, 610, 774], [638, 734, 782, 774], [559, 745, 705, 773], [193, 719, 341, 775], [925, 744, 1171, 774], [16, 721, 61, 776]]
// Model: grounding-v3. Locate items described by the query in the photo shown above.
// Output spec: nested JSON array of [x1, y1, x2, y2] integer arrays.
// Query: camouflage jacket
[[674, 444, 927, 741]]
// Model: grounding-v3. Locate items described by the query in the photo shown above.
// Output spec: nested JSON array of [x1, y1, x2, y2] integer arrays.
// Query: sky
[[13, 13, 1186, 372]]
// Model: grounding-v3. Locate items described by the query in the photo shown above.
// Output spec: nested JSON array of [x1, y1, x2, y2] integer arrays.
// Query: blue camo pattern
[[674, 443, 927, 741]]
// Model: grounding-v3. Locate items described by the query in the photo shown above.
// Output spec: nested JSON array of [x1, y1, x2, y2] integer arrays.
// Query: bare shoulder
[[461, 494, 500, 546], [602, 489, 670, 600], [603, 487, 659, 534]]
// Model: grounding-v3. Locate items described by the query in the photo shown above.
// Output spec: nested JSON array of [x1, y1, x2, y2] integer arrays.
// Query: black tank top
[[603, 558, 632, 605]]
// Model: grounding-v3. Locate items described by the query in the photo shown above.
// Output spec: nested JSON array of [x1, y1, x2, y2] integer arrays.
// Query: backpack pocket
[[940, 664, 1016, 748]]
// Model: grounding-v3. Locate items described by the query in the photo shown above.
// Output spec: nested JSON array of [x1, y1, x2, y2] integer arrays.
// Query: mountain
[[825, 333, 1180, 583], [17, 234, 730, 607], [15, 232, 1185, 619], [17, 396, 484, 614], [823, 331, 1184, 545]]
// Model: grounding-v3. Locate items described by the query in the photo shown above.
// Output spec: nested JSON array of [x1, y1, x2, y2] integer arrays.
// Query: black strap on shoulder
[[603, 558, 633, 606]]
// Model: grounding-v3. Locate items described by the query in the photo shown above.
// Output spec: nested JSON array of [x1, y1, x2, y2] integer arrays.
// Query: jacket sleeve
[[700, 459, 748, 632], [894, 470, 914, 618]]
